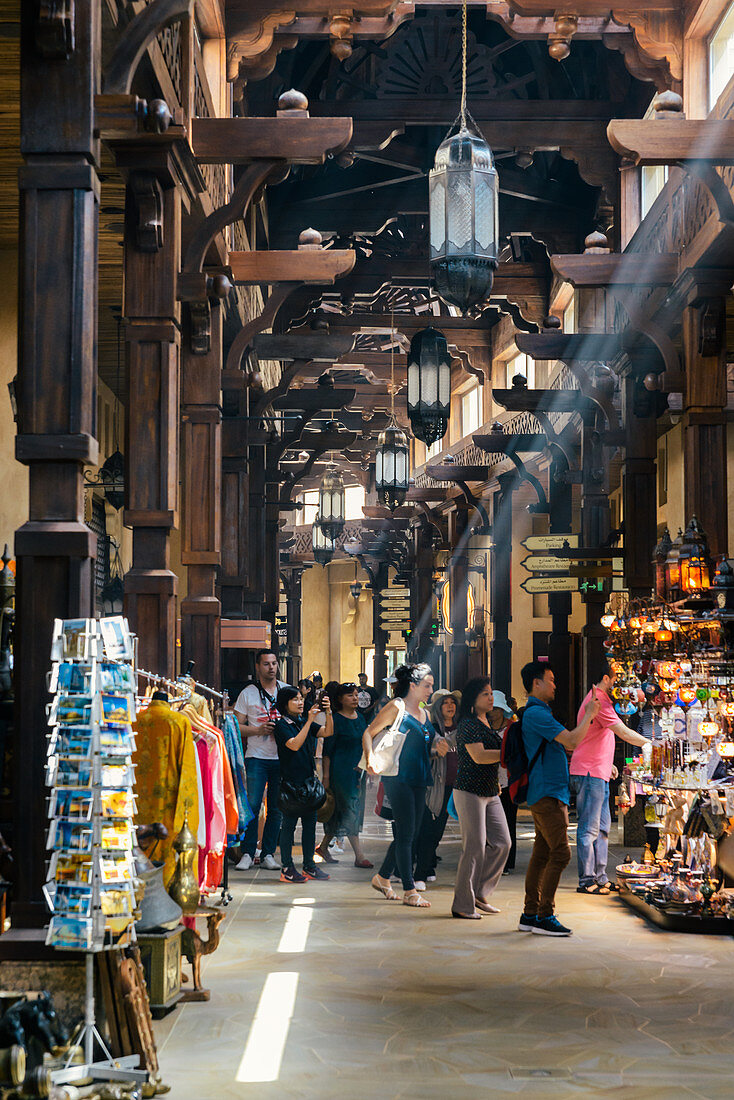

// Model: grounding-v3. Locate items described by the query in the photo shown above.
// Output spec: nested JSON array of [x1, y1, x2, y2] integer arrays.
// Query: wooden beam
[[515, 332, 621, 362], [191, 116, 353, 164], [606, 119, 734, 166], [473, 433, 547, 453], [511, 0, 678, 12], [406, 487, 450, 502], [426, 464, 492, 481], [491, 389, 594, 414], [312, 98, 620, 124], [254, 332, 356, 361], [229, 249, 355, 284], [550, 252, 678, 287], [272, 388, 357, 410]]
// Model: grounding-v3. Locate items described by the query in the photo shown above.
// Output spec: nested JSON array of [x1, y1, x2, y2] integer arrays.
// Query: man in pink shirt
[[570, 661, 649, 894]]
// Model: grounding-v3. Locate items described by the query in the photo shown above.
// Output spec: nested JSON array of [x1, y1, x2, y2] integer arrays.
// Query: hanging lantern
[[665, 528, 684, 595], [652, 527, 672, 600], [407, 327, 452, 445], [679, 516, 712, 592], [429, 127, 499, 313], [312, 516, 336, 566], [375, 422, 410, 511], [318, 466, 345, 541]]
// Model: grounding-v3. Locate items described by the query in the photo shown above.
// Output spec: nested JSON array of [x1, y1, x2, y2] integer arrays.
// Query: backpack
[[500, 707, 547, 806]]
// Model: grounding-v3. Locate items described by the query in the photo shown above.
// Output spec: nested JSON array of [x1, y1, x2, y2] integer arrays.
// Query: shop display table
[[618, 883, 734, 934]]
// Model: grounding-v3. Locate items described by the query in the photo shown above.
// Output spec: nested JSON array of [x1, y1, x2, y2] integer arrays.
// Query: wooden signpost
[[521, 534, 579, 551], [521, 555, 572, 573]]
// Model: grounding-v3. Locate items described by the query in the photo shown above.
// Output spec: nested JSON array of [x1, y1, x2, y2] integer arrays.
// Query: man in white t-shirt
[[233, 649, 287, 870]]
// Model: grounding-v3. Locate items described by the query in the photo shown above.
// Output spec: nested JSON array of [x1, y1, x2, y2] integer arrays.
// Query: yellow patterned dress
[[133, 700, 200, 885]]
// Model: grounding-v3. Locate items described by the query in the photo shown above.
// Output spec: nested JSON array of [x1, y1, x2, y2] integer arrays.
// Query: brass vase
[[166, 812, 200, 915]]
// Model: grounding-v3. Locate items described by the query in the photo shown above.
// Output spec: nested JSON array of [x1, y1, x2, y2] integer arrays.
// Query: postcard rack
[[44, 615, 147, 1086]]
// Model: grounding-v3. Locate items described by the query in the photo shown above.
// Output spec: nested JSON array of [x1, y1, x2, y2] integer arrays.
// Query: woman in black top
[[451, 678, 512, 919], [274, 686, 333, 883]]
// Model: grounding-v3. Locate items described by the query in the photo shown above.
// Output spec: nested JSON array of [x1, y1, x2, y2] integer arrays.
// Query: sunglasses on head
[[341, 682, 358, 691]]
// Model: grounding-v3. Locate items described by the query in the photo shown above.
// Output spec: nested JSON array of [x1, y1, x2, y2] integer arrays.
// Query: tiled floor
[[154, 812, 734, 1099]]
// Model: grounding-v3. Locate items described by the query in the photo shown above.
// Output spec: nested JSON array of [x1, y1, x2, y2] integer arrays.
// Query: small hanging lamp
[[428, 2, 498, 314], [407, 327, 452, 446], [375, 305, 410, 510], [318, 463, 345, 541], [312, 516, 336, 566], [678, 516, 712, 592]]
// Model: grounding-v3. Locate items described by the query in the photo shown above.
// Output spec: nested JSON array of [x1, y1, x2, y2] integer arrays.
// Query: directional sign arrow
[[521, 534, 579, 551], [381, 600, 411, 610], [380, 609, 412, 619], [380, 587, 410, 598], [521, 555, 572, 573], [520, 575, 581, 594]]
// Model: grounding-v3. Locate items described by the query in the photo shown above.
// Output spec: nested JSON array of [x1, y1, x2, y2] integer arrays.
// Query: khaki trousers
[[523, 796, 571, 919]]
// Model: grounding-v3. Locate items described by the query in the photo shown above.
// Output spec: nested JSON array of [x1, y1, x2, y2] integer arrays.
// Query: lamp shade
[[407, 327, 452, 446], [429, 127, 499, 313], [375, 422, 410, 511], [318, 466, 346, 541], [679, 516, 711, 592], [312, 516, 336, 566]]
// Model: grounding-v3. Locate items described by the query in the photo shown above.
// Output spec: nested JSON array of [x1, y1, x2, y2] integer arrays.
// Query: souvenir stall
[[602, 521, 734, 932]]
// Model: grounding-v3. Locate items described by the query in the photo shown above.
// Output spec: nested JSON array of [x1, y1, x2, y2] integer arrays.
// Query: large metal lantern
[[429, 127, 499, 313], [318, 466, 345, 540], [407, 327, 452, 446], [312, 516, 336, 566], [375, 422, 410, 511]]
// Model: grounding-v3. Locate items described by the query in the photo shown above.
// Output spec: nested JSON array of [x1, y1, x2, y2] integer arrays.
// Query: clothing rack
[[136, 667, 192, 702]]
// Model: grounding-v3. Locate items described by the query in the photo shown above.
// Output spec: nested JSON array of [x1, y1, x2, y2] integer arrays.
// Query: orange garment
[[132, 700, 199, 885]]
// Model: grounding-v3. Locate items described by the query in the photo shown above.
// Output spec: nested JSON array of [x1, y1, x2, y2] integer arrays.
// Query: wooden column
[[682, 290, 728, 557], [12, 0, 100, 928], [621, 369, 657, 598], [369, 561, 389, 693], [548, 456, 573, 727], [409, 522, 436, 665], [580, 417, 610, 686], [490, 474, 514, 696], [281, 564, 304, 684], [263, 482, 281, 632], [449, 503, 470, 689], [180, 303, 222, 686], [123, 177, 181, 676]]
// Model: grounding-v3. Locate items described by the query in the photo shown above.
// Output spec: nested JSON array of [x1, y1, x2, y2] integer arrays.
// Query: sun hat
[[491, 689, 514, 716]]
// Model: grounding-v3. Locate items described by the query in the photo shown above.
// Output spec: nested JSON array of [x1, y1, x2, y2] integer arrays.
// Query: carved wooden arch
[[105, 0, 195, 95]]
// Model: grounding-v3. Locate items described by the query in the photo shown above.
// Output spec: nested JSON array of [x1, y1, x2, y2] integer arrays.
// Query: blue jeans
[[570, 773, 610, 887], [243, 758, 281, 858]]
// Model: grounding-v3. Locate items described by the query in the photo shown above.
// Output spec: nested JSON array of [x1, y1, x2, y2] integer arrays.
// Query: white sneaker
[[261, 854, 280, 870], [426, 875, 437, 883], [414, 880, 427, 891], [235, 853, 253, 871]]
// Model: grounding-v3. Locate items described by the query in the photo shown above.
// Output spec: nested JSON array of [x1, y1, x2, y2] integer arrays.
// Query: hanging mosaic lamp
[[375, 422, 410, 511], [312, 516, 336, 566]]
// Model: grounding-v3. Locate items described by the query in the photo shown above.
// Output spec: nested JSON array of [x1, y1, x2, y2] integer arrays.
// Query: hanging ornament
[[318, 464, 346, 541], [428, 2, 498, 313], [407, 327, 452, 445]]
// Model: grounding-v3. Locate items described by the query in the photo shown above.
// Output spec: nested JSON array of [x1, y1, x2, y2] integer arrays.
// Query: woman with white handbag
[[362, 664, 449, 908]]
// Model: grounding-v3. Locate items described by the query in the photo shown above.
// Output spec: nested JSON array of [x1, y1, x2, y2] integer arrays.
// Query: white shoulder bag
[[359, 698, 406, 777]]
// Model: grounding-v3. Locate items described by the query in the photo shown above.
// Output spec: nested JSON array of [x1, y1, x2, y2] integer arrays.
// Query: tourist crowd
[[233, 647, 646, 936]]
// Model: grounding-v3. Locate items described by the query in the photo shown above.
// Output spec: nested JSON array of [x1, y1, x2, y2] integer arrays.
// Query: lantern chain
[[460, 0, 467, 131]]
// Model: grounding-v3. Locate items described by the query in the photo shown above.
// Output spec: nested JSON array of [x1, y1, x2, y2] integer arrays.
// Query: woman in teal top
[[363, 664, 449, 908], [316, 683, 372, 868]]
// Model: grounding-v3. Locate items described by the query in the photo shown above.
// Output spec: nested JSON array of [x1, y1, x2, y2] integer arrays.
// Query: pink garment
[[570, 688, 618, 781], [195, 734, 226, 891]]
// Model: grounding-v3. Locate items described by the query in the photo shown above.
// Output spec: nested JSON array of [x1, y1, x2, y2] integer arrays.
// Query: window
[[505, 351, 534, 389], [562, 297, 577, 334], [300, 489, 319, 526], [426, 437, 443, 461], [344, 485, 365, 520], [641, 165, 669, 218], [461, 384, 482, 437], [710, 3, 734, 109]]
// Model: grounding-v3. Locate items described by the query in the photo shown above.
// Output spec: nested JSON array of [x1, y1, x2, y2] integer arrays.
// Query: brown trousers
[[523, 796, 571, 918]]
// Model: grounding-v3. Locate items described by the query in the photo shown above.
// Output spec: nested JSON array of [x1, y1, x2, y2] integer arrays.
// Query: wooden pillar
[[581, 417, 610, 686], [449, 503, 470, 689], [490, 474, 513, 696], [281, 565, 304, 684], [180, 304, 222, 686], [548, 456, 573, 727], [12, 0, 100, 928], [371, 561, 389, 693], [263, 481, 281, 632], [409, 522, 436, 665], [682, 290, 728, 557], [621, 368, 657, 599]]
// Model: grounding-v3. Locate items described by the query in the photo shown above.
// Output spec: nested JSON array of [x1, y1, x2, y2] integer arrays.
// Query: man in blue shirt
[[518, 660, 600, 937]]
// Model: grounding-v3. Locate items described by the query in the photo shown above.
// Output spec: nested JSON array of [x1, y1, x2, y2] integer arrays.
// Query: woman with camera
[[316, 682, 373, 868], [363, 664, 449, 908], [274, 686, 333, 883]]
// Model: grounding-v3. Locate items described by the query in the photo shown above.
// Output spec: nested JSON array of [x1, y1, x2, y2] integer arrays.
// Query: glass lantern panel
[[474, 172, 498, 256], [446, 170, 472, 252], [395, 449, 409, 485], [429, 174, 446, 257], [407, 362, 420, 407], [438, 359, 452, 406]]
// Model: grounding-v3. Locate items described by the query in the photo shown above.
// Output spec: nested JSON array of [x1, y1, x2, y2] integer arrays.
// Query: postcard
[[99, 616, 134, 661], [99, 662, 135, 692], [101, 693, 133, 725], [54, 884, 93, 917], [46, 915, 93, 951], [100, 788, 135, 819], [51, 618, 97, 663]]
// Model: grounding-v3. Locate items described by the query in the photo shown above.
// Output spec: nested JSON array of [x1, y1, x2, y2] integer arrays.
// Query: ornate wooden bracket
[[607, 119, 734, 166], [35, 0, 74, 59], [251, 359, 314, 421], [550, 251, 678, 287], [104, 0, 195, 95], [129, 171, 164, 253], [224, 284, 296, 379], [610, 9, 682, 84]]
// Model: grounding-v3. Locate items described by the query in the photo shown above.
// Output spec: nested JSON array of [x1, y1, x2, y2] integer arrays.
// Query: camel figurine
[[180, 906, 226, 1002]]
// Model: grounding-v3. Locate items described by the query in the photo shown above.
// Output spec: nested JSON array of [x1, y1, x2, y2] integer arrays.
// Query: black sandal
[[576, 883, 610, 895]]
